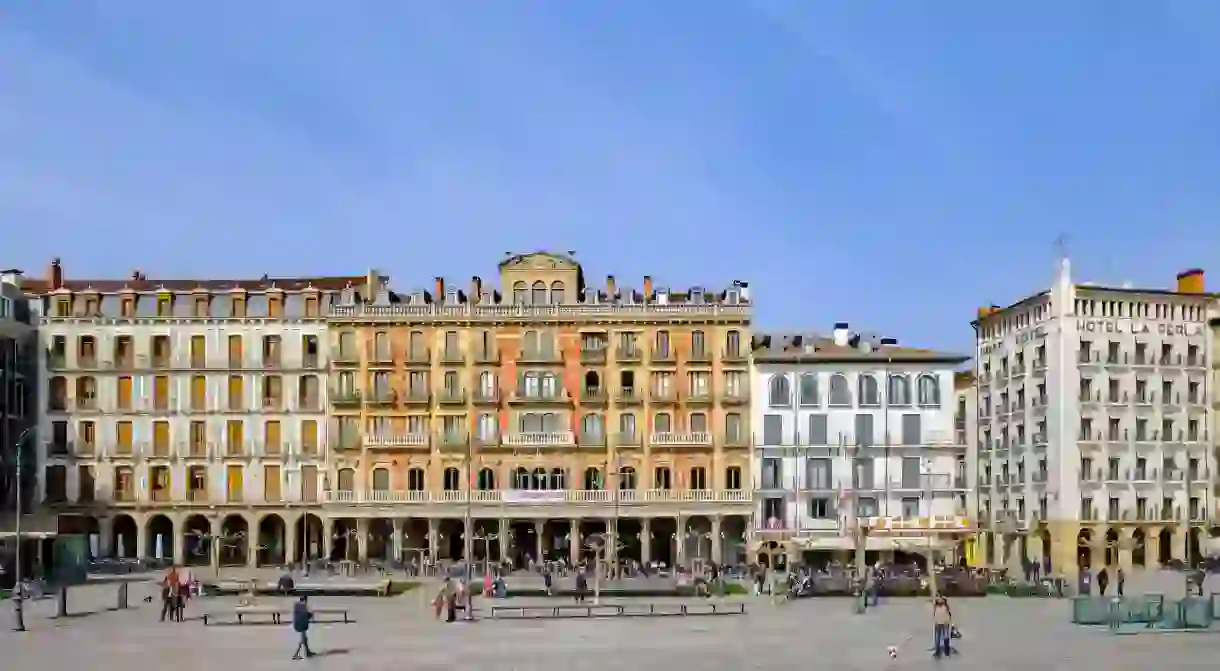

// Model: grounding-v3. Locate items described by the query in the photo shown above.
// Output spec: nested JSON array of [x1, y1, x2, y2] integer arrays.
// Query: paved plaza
[[3, 578, 1219, 670]]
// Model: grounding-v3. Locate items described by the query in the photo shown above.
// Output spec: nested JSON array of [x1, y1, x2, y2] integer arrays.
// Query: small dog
[[887, 645, 898, 659], [142, 595, 154, 603]]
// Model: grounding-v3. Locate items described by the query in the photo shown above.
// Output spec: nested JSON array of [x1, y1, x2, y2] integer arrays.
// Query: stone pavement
[[3, 583, 1219, 670]]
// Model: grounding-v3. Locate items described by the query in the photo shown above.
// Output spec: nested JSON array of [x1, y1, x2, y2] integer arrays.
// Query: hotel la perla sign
[[1077, 318, 1204, 336]]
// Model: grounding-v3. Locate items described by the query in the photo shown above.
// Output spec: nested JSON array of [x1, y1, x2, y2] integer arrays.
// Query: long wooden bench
[[490, 604, 627, 619], [202, 606, 352, 626]]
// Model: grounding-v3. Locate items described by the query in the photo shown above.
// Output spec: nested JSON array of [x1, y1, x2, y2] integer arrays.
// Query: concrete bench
[[490, 604, 626, 619], [202, 606, 351, 626], [619, 602, 747, 617]]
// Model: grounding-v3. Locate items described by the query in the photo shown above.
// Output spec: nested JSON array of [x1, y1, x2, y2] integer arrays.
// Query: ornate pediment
[[499, 251, 579, 271]]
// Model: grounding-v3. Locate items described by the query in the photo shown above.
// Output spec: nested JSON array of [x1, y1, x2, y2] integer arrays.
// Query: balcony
[[510, 389, 570, 405], [331, 389, 362, 407], [649, 388, 679, 404], [366, 433, 429, 449], [518, 349, 563, 365], [473, 348, 500, 364], [687, 348, 712, 364], [405, 348, 431, 365], [614, 432, 642, 448], [320, 488, 750, 506], [650, 431, 712, 447], [472, 387, 501, 404], [615, 388, 643, 405], [615, 346, 642, 363], [364, 389, 397, 406], [437, 387, 468, 405], [440, 348, 465, 364], [332, 348, 360, 366], [503, 431, 575, 448], [367, 346, 394, 367], [578, 431, 607, 447], [437, 432, 470, 450], [580, 387, 609, 406], [649, 348, 676, 365], [722, 389, 750, 406], [402, 388, 432, 405], [686, 389, 714, 405], [722, 347, 747, 364], [580, 348, 607, 365]]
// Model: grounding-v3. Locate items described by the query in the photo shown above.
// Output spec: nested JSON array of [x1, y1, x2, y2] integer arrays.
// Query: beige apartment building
[[322, 251, 753, 570], [28, 259, 367, 567]]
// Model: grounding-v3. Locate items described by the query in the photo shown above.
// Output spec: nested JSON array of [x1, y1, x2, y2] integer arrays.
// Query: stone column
[[711, 516, 723, 565], [248, 519, 260, 567], [641, 518, 652, 565], [284, 516, 298, 567], [1146, 526, 1162, 569], [392, 519, 404, 563], [498, 518, 509, 562], [534, 521, 545, 563], [135, 516, 148, 560], [568, 519, 581, 565], [1173, 527, 1188, 563], [427, 519, 439, 564], [356, 518, 370, 563], [1049, 522, 1078, 579], [97, 517, 113, 559], [1118, 529, 1134, 572], [675, 514, 685, 569], [322, 517, 335, 562]]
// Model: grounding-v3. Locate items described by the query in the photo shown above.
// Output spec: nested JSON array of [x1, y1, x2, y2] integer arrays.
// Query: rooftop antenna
[[1053, 233, 1069, 262]]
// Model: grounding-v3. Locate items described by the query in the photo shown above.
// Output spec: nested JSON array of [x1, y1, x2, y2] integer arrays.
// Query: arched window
[[540, 373, 557, 397], [690, 412, 708, 433], [479, 371, 496, 394], [858, 374, 880, 406], [654, 466, 672, 489], [584, 370, 601, 391], [888, 375, 911, 406], [768, 374, 790, 406], [477, 413, 497, 441], [581, 413, 604, 438], [689, 466, 707, 490], [539, 330, 555, 356], [619, 466, 637, 489], [549, 467, 566, 489], [513, 281, 527, 304], [583, 467, 603, 490], [337, 468, 355, 491], [371, 468, 389, 491], [407, 467, 425, 491], [618, 412, 637, 438], [654, 412, 672, 433], [540, 412, 559, 433], [725, 466, 742, 490], [532, 467, 548, 489], [549, 281, 565, 304], [443, 467, 460, 491], [514, 467, 531, 489], [531, 281, 547, 305], [522, 330, 539, 356], [520, 413, 541, 433], [798, 374, 819, 406], [477, 467, 495, 490], [917, 374, 941, 407], [828, 373, 852, 406]]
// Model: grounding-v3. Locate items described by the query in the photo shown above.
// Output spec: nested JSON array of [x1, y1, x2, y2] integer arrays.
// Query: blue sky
[[2, 2, 1218, 350]]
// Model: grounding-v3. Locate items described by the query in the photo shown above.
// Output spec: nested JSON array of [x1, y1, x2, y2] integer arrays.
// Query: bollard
[[57, 586, 69, 617], [117, 583, 129, 610]]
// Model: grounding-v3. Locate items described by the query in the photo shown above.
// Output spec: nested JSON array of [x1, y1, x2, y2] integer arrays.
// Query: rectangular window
[[228, 334, 243, 366], [301, 465, 318, 501], [116, 421, 133, 453], [854, 413, 874, 447], [807, 414, 828, 446], [301, 420, 318, 454], [153, 375, 169, 410], [762, 414, 783, 445], [228, 375, 244, 411], [901, 413, 921, 446], [806, 458, 832, 490], [901, 457, 922, 489], [226, 465, 244, 502], [264, 465, 282, 501], [264, 420, 281, 455], [117, 376, 133, 410], [226, 420, 244, 456], [153, 421, 170, 456]]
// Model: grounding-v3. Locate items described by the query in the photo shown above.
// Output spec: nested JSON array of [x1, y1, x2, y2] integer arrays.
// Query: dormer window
[[690, 287, 705, 303], [583, 288, 599, 304], [447, 290, 459, 304], [726, 289, 740, 305], [656, 291, 669, 305], [410, 291, 425, 306]]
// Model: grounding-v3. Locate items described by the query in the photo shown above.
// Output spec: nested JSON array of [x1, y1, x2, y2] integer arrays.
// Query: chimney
[[434, 277, 445, 301], [132, 268, 144, 282], [1176, 269, 1205, 294], [470, 276, 482, 304], [606, 274, 616, 297], [832, 322, 850, 347], [49, 258, 63, 290], [643, 275, 653, 300]]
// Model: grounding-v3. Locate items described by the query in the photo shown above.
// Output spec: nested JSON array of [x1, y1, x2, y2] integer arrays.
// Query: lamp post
[[10, 426, 34, 632]]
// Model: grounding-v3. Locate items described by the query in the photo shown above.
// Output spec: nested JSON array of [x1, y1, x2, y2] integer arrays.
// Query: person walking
[[291, 596, 315, 660], [159, 568, 180, 622], [1116, 567, 1125, 597], [1097, 567, 1110, 596], [574, 567, 588, 603], [931, 595, 953, 658]]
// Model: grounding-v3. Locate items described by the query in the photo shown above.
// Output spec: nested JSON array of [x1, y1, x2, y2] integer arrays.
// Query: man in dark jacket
[[292, 596, 315, 660]]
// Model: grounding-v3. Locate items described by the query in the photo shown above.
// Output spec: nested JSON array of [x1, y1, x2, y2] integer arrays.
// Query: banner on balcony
[[503, 490, 566, 504]]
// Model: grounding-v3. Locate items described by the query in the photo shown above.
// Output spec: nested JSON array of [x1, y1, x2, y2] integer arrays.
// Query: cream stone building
[[973, 258, 1214, 575], [321, 251, 753, 570], [28, 260, 360, 566]]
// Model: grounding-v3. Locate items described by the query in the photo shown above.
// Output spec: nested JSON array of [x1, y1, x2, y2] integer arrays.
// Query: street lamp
[[9, 426, 34, 632]]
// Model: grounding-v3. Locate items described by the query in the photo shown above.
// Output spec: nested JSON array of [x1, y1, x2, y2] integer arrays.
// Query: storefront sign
[[1076, 319, 1203, 336]]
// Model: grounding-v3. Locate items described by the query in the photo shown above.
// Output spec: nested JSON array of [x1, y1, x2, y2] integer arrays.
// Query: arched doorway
[[1038, 529, 1052, 572], [293, 514, 324, 566], [183, 515, 212, 566], [1076, 529, 1092, 569], [1131, 529, 1146, 567], [146, 515, 175, 564], [112, 515, 138, 559], [1189, 527, 1202, 567], [1158, 527, 1173, 565], [258, 515, 286, 566], [219, 515, 249, 566]]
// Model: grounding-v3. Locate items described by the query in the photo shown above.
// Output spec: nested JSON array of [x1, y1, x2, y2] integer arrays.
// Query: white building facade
[[972, 259, 1214, 574], [751, 325, 970, 564]]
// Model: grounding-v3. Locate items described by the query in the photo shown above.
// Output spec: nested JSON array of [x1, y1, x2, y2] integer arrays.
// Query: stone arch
[[182, 515, 212, 566], [1076, 528, 1093, 569], [111, 514, 138, 559], [1104, 527, 1119, 566], [258, 514, 287, 566], [1131, 528, 1146, 567], [145, 514, 175, 564], [219, 514, 250, 566], [293, 513, 325, 566]]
